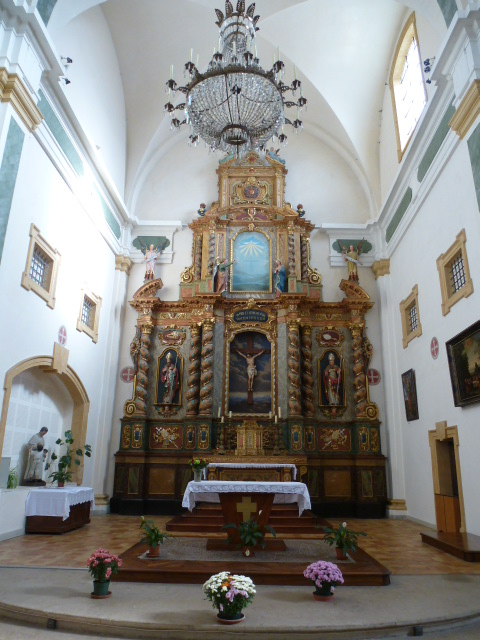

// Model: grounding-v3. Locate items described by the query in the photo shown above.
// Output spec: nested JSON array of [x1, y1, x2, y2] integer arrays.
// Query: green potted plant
[[188, 457, 209, 482], [48, 430, 92, 487], [223, 517, 276, 557], [322, 521, 366, 559], [7, 466, 18, 489], [139, 516, 169, 557]]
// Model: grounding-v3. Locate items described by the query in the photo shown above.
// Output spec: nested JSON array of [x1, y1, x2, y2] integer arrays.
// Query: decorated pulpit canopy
[[112, 152, 387, 518]]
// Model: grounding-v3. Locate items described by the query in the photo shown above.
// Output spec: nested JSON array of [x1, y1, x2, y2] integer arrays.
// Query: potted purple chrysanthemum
[[303, 560, 344, 601]]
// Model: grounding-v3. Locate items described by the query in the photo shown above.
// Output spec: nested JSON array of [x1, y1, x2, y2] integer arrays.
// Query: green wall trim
[[437, 0, 457, 28], [386, 188, 413, 244], [417, 102, 456, 183], [467, 121, 480, 214], [36, 0, 58, 26], [132, 236, 171, 252], [37, 90, 84, 176], [0, 119, 25, 264], [332, 239, 373, 254], [93, 186, 121, 239]]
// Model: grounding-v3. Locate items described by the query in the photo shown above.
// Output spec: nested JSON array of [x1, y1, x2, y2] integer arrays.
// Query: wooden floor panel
[[0, 514, 480, 576]]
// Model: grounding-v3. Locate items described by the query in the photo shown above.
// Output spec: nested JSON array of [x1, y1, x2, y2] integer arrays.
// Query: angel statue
[[139, 241, 161, 282], [339, 239, 364, 283]]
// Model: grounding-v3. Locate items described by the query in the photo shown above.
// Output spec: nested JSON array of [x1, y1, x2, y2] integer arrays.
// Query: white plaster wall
[[0, 130, 118, 503], [133, 134, 371, 226], [384, 140, 480, 533], [0, 487, 30, 540], [51, 5, 127, 196]]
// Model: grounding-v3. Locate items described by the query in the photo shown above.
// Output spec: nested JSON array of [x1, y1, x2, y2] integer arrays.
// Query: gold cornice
[[449, 80, 480, 139], [115, 256, 133, 274], [371, 259, 390, 279], [0, 69, 43, 132]]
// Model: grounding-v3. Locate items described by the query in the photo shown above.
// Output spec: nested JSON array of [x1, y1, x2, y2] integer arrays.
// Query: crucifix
[[235, 333, 271, 404], [236, 496, 258, 522]]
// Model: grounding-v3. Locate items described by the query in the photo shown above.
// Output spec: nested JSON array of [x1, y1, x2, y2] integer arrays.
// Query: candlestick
[[221, 416, 224, 423], [269, 411, 272, 419], [218, 407, 221, 418], [278, 407, 282, 418], [275, 415, 278, 424], [170, 64, 174, 78], [229, 411, 232, 418]]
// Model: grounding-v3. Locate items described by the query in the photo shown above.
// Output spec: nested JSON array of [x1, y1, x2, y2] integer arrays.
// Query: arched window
[[390, 13, 427, 160]]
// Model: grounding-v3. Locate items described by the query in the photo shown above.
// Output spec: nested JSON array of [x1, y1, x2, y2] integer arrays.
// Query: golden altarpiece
[[111, 152, 387, 517]]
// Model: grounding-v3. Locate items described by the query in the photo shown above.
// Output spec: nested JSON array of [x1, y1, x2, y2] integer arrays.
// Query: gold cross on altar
[[236, 496, 257, 522]]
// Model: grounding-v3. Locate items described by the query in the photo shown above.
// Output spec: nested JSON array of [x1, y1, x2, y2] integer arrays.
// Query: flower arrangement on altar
[[202, 571, 256, 622], [322, 521, 366, 556], [188, 457, 209, 469], [303, 561, 344, 600], [223, 517, 276, 556], [87, 549, 122, 583]]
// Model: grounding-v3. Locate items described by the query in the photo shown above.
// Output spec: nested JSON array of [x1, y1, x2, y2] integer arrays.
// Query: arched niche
[[0, 357, 90, 485]]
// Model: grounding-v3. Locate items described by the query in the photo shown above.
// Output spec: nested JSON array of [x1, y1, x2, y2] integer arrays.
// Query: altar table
[[25, 487, 94, 534], [182, 480, 311, 515], [206, 462, 297, 482]]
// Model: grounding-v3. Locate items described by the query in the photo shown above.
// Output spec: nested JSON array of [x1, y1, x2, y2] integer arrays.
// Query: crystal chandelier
[[165, 1, 307, 156]]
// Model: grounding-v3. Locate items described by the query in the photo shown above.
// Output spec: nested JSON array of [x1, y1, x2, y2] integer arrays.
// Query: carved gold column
[[301, 324, 314, 416], [348, 321, 378, 420], [194, 235, 203, 280], [288, 229, 296, 279], [134, 314, 154, 416], [208, 227, 216, 276], [300, 235, 308, 281], [287, 321, 302, 416], [186, 324, 202, 415], [198, 319, 214, 415]]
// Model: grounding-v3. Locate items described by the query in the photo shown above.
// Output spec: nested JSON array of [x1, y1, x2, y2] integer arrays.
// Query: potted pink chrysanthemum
[[87, 548, 122, 598], [303, 560, 344, 601]]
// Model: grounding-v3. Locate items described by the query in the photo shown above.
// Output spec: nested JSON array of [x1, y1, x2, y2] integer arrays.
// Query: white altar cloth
[[207, 462, 297, 480], [182, 481, 311, 515], [25, 487, 95, 521]]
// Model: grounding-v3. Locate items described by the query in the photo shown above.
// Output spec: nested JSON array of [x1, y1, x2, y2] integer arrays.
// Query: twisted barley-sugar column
[[134, 320, 153, 415], [208, 230, 216, 276], [194, 235, 203, 281], [288, 229, 296, 277], [301, 325, 314, 416], [300, 235, 308, 281], [186, 324, 202, 415], [349, 322, 368, 417], [287, 321, 302, 416], [198, 319, 214, 415]]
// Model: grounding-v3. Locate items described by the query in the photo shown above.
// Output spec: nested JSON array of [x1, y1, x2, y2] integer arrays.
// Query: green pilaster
[[0, 118, 25, 264]]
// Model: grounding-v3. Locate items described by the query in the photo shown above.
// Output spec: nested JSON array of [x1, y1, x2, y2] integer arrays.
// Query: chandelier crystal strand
[[165, 1, 307, 156]]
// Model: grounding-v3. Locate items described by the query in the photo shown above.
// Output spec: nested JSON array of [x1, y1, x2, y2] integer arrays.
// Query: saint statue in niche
[[319, 351, 345, 408], [157, 351, 181, 405], [273, 259, 286, 296]]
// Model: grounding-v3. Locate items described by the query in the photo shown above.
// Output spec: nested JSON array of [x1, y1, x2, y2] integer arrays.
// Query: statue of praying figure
[[236, 350, 265, 392]]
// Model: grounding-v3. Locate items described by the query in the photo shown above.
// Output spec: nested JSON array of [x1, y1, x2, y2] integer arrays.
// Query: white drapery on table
[[207, 463, 297, 480], [182, 480, 311, 515], [25, 487, 95, 521]]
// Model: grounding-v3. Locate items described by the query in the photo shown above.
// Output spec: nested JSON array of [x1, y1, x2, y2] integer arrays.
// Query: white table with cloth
[[182, 480, 311, 514], [25, 487, 95, 533]]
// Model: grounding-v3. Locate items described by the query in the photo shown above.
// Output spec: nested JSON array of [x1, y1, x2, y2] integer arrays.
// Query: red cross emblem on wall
[[430, 337, 439, 360], [367, 369, 381, 385], [121, 367, 135, 383], [58, 326, 67, 346]]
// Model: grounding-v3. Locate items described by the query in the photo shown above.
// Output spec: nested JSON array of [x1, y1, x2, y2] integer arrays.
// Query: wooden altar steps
[[165, 503, 323, 538], [420, 530, 480, 562]]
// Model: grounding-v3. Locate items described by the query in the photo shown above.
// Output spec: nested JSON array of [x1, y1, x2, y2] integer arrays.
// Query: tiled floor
[[0, 515, 479, 575]]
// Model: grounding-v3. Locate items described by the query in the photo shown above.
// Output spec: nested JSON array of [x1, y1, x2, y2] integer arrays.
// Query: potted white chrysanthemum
[[202, 571, 256, 624]]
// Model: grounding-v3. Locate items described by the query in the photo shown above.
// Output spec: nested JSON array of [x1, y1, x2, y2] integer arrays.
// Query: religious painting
[[155, 349, 182, 406], [401, 369, 419, 421], [446, 320, 480, 407], [318, 350, 345, 407], [231, 230, 271, 292], [228, 331, 272, 415]]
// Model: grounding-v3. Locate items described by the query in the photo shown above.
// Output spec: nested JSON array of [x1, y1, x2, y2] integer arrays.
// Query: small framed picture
[[446, 320, 480, 407], [401, 369, 419, 421]]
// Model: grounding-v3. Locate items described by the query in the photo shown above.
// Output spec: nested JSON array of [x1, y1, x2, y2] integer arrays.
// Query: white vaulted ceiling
[[47, 0, 447, 224]]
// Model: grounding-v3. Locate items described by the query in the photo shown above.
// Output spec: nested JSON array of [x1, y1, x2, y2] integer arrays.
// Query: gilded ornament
[[121, 425, 131, 449]]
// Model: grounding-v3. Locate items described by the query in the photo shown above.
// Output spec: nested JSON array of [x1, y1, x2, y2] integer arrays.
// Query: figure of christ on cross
[[234, 334, 271, 404]]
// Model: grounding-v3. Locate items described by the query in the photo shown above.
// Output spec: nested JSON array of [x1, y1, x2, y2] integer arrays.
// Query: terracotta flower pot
[[336, 547, 347, 560], [148, 545, 161, 557]]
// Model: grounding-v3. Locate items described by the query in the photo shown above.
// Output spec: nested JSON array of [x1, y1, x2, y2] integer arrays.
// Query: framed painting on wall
[[446, 320, 480, 407], [401, 369, 419, 421]]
